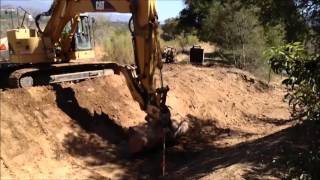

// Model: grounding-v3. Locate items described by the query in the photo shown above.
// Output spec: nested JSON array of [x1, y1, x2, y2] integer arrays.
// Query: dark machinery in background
[[162, 46, 176, 63], [190, 45, 204, 64]]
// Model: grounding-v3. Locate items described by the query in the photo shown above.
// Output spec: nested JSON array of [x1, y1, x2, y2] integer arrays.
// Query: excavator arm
[[35, 0, 181, 152]]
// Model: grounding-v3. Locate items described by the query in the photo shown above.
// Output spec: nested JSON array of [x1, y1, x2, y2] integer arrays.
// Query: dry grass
[[94, 16, 134, 64]]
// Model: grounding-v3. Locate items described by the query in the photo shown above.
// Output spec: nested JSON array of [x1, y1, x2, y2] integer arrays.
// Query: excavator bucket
[[126, 120, 189, 154]]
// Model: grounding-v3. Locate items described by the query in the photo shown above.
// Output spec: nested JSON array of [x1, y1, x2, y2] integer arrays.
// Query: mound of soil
[[1, 64, 294, 179]]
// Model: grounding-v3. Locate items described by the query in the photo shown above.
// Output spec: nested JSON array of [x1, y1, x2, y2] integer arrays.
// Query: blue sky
[[1, 0, 185, 22]]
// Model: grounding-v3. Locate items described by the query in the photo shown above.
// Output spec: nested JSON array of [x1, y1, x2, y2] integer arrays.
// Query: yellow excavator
[[1, 0, 188, 153]]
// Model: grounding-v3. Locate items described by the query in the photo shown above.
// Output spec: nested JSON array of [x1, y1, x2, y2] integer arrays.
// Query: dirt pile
[[1, 64, 292, 179]]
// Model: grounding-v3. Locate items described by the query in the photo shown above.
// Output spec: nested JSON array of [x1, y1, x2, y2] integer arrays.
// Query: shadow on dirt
[[256, 116, 294, 126], [52, 85, 129, 167], [53, 84, 127, 143], [52, 84, 319, 179], [245, 114, 295, 126], [169, 120, 320, 180], [53, 84, 167, 178]]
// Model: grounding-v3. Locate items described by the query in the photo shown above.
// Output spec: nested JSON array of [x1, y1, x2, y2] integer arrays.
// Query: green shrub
[[176, 32, 199, 52], [93, 16, 134, 64], [161, 17, 180, 41], [264, 23, 286, 47], [160, 31, 199, 53], [203, 5, 268, 73], [265, 42, 320, 121], [102, 29, 134, 64]]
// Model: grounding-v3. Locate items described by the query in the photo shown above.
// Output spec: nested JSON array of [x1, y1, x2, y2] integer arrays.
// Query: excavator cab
[[7, 14, 96, 63], [74, 15, 93, 51], [65, 14, 96, 61]]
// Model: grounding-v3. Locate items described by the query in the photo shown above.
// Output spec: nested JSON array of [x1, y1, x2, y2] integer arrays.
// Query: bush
[[102, 29, 134, 64], [160, 31, 199, 54], [203, 4, 267, 71], [176, 32, 199, 52], [93, 16, 134, 64], [161, 17, 180, 41], [264, 23, 286, 47], [265, 42, 320, 121]]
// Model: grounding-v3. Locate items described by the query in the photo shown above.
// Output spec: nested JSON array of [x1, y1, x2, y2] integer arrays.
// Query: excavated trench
[[1, 64, 295, 179]]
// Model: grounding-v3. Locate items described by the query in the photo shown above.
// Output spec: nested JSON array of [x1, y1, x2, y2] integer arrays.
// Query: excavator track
[[3, 62, 121, 89], [8, 68, 39, 88]]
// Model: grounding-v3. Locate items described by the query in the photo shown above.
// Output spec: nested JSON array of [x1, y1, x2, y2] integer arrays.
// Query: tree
[[201, 2, 267, 70], [179, 0, 309, 42], [295, 0, 320, 53], [242, 0, 308, 42], [161, 18, 180, 41], [179, 0, 216, 33]]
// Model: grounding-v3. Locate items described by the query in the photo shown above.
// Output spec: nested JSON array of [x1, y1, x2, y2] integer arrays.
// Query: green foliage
[[170, 0, 293, 78], [265, 42, 320, 120], [264, 24, 287, 47], [295, 0, 320, 53], [201, 2, 269, 74], [161, 17, 199, 52], [161, 18, 180, 41], [200, 1, 230, 45], [160, 31, 199, 53], [180, 0, 309, 42], [179, 0, 214, 32], [176, 32, 199, 52], [94, 16, 134, 64], [163, 0, 317, 79], [243, 0, 308, 42], [102, 28, 133, 64]]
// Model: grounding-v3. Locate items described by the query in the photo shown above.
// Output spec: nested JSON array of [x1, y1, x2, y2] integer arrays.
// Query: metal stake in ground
[[162, 129, 166, 177]]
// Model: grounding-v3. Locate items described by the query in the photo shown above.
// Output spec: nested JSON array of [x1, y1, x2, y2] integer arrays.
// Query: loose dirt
[[1, 64, 295, 179]]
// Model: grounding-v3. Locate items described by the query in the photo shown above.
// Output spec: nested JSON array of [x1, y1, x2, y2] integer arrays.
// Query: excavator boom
[[32, 0, 185, 153]]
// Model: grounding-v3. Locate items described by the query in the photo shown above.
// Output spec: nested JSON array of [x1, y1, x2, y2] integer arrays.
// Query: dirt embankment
[[1, 64, 294, 179]]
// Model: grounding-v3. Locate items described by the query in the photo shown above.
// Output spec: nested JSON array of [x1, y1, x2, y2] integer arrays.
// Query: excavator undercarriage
[[0, 62, 118, 88]]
